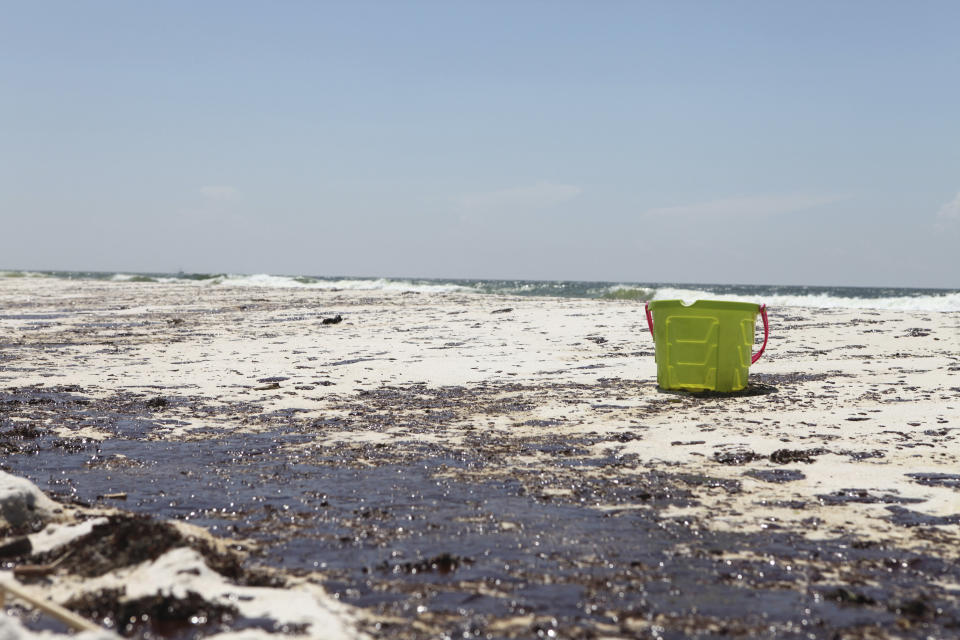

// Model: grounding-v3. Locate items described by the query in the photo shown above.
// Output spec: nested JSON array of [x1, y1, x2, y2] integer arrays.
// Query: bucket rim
[[647, 299, 761, 313]]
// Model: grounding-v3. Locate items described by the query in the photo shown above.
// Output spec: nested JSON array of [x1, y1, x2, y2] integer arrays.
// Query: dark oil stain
[[817, 490, 925, 506], [744, 469, 806, 483], [885, 506, 960, 527], [769, 448, 829, 464], [64, 589, 298, 639], [713, 450, 765, 465], [842, 449, 887, 461], [3, 383, 960, 638], [905, 473, 960, 489]]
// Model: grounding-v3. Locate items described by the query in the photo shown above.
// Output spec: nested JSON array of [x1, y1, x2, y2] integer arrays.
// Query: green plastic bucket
[[645, 300, 769, 392]]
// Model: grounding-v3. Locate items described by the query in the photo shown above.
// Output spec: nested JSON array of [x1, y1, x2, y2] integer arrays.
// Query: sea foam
[[3, 270, 958, 311], [651, 287, 960, 312]]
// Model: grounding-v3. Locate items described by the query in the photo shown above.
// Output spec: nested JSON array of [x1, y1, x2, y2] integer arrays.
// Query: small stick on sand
[[0, 569, 114, 635], [12, 548, 74, 579]]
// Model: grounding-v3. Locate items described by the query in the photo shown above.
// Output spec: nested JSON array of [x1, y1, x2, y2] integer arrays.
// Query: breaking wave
[[1, 270, 957, 311]]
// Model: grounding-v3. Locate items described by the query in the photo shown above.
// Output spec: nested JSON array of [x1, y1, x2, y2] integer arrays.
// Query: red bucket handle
[[752, 304, 769, 364], [645, 301, 769, 364]]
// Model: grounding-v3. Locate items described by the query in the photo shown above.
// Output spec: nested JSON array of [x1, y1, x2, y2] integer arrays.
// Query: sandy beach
[[1, 277, 959, 638]]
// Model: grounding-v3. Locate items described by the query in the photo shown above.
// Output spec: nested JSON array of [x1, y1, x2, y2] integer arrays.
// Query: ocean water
[[2, 269, 959, 311]]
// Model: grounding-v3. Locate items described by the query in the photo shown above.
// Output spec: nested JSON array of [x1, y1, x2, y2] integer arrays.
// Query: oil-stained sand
[[1, 278, 959, 638]]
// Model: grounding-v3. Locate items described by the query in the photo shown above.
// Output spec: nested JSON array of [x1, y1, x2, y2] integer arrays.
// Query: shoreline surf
[[3, 268, 959, 311]]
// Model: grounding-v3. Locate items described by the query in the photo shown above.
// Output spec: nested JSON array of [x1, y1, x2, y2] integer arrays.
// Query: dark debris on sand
[[20, 514, 279, 588], [3, 376, 960, 639]]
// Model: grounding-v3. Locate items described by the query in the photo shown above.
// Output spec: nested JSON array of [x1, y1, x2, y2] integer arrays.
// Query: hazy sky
[[2, 1, 958, 287]]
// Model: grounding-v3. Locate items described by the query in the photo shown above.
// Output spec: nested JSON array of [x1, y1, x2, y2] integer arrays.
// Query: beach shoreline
[[1, 278, 959, 638]]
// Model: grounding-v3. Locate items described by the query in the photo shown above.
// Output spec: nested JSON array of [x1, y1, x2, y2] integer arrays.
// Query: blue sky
[[2, 1, 958, 287]]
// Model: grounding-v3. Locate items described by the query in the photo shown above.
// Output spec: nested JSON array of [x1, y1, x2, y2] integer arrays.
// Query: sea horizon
[[3, 267, 959, 312]]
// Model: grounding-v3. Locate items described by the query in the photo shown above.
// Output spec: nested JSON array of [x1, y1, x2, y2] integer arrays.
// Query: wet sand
[[1, 278, 959, 638]]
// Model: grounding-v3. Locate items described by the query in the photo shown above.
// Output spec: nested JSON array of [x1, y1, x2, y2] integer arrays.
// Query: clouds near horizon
[[937, 191, 960, 223], [199, 185, 240, 201], [642, 193, 847, 219]]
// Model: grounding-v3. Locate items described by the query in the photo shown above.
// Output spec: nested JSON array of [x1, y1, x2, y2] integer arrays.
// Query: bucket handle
[[752, 304, 769, 364], [645, 302, 769, 364]]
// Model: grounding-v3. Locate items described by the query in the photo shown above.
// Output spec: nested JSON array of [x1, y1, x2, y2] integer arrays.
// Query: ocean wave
[[601, 286, 656, 301], [3, 269, 958, 311], [110, 273, 160, 283], [651, 287, 960, 312], [98, 272, 467, 292], [189, 273, 472, 294], [0, 270, 52, 279]]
